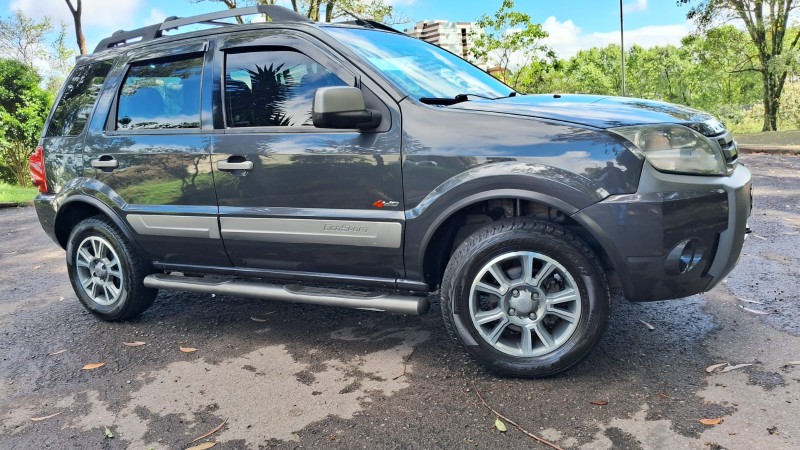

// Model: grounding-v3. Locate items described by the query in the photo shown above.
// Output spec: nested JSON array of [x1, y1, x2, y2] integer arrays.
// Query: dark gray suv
[[30, 5, 752, 377]]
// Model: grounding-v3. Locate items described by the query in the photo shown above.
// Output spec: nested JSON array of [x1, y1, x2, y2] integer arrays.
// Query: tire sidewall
[[444, 222, 609, 377], [66, 219, 135, 318]]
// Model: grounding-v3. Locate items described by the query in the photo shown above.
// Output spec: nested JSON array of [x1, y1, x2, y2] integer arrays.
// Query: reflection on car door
[[83, 41, 229, 267], [211, 33, 405, 282]]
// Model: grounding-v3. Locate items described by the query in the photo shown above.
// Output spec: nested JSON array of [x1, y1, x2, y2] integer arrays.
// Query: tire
[[66, 216, 158, 321], [441, 218, 609, 378]]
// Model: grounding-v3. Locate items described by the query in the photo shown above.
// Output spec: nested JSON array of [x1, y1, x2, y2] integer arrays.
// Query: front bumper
[[574, 163, 752, 301]]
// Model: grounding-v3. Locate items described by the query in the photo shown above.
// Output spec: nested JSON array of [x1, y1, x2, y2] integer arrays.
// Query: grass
[[734, 130, 800, 147], [0, 182, 37, 205]]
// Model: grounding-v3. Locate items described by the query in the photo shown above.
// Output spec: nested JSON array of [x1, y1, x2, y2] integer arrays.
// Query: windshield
[[324, 27, 513, 100]]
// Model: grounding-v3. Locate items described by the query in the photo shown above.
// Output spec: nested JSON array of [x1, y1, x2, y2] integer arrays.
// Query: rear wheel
[[66, 216, 157, 321], [441, 218, 609, 377]]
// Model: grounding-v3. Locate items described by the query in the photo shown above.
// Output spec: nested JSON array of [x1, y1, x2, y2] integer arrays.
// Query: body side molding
[[127, 214, 221, 239], [219, 217, 402, 248]]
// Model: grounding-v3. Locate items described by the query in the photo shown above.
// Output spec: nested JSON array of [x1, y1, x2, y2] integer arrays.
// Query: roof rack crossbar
[[93, 5, 312, 53]]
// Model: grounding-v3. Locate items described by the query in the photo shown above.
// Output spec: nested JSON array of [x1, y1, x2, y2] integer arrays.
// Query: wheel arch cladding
[[412, 191, 616, 290], [55, 196, 140, 255]]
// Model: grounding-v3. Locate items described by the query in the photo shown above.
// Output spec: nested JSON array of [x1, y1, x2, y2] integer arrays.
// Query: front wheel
[[66, 216, 158, 321], [441, 218, 609, 377]]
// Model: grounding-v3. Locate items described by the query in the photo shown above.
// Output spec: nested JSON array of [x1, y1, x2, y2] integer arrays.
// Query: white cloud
[[10, 0, 143, 29], [542, 16, 692, 59], [146, 8, 166, 25], [623, 0, 648, 14]]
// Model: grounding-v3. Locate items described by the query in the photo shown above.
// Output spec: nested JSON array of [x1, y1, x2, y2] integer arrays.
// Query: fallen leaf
[[494, 418, 507, 432], [720, 363, 753, 373], [699, 418, 723, 426], [251, 312, 276, 322], [590, 400, 609, 406], [750, 233, 768, 241], [48, 349, 67, 356], [104, 426, 114, 438], [705, 363, 728, 373], [737, 298, 764, 305], [30, 412, 63, 422], [739, 305, 772, 315], [33, 265, 41, 269], [190, 418, 227, 443], [785, 361, 800, 366], [639, 320, 655, 331], [81, 363, 106, 370], [123, 341, 146, 347], [186, 442, 217, 450], [180, 346, 197, 353]]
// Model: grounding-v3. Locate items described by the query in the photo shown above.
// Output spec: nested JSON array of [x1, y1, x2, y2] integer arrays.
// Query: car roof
[[86, 5, 402, 62]]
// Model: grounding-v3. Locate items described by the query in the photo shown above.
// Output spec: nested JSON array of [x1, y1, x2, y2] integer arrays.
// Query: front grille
[[717, 133, 739, 164]]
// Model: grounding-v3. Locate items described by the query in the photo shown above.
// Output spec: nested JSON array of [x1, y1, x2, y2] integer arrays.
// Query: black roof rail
[[93, 5, 313, 54], [339, 19, 401, 34]]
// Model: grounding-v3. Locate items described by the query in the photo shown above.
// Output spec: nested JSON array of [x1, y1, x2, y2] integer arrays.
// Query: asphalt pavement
[[1, 154, 798, 450]]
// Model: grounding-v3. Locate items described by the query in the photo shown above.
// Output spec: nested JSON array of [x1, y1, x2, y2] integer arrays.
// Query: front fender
[[403, 162, 610, 283]]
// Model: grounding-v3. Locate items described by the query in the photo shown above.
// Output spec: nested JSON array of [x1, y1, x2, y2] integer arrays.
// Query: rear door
[[210, 31, 405, 281], [83, 40, 229, 267]]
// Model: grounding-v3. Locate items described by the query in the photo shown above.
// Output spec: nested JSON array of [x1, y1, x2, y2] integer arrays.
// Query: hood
[[448, 94, 724, 133]]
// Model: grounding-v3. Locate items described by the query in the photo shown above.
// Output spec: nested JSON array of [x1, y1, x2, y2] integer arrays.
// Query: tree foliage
[[0, 59, 52, 186], [470, 0, 553, 88], [513, 24, 774, 130], [678, 0, 800, 130], [0, 10, 76, 93], [0, 10, 52, 68]]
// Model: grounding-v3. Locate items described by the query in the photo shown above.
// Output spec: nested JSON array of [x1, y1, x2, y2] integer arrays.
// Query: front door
[[210, 32, 405, 281]]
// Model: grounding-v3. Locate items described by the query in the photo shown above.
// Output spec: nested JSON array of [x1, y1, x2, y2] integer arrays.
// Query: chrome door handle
[[91, 157, 118, 169], [217, 160, 254, 171]]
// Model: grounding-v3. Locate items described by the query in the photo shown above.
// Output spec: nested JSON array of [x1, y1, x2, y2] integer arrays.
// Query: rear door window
[[116, 55, 204, 130], [46, 61, 113, 137]]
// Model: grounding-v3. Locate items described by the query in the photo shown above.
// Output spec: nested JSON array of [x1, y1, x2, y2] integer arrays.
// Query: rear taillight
[[29, 145, 48, 193]]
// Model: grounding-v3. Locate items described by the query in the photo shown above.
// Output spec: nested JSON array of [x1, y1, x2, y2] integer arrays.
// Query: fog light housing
[[665, 238, 704, 275]]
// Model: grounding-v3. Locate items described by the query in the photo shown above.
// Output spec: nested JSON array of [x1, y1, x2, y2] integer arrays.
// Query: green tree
[[0, 11, 76, 93], [0, 10, 52, 68], [0, 59, 52, 186], [679, 0, 800, 131], [470, 0, 553, 89], [679, 26, 762, 121], [47, 23, 78, 94]]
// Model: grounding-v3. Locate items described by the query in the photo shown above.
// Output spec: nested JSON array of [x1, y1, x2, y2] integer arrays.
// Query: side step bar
[[143, 273, 430, 315]]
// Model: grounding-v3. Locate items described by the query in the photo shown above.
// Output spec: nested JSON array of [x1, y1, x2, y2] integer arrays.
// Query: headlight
[[610, 124, 726, 176]]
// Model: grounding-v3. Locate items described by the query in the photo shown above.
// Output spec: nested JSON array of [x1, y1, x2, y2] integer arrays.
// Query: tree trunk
[[760, 60, 787, 131], [65, 0, 86, 55], [307, 0, 320, 21], [325, 0, 335, 22]]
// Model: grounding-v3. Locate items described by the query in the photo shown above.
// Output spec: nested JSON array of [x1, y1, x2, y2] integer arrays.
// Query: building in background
[[404, 21, 483, 65]]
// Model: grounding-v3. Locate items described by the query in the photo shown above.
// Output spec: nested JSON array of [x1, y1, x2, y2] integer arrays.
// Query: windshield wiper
[[419, 93, 498, 106]]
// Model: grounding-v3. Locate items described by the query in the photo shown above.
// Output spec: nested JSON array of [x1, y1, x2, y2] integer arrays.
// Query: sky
[[1, 0, 695, 59]]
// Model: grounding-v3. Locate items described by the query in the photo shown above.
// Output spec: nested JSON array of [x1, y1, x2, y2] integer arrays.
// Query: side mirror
[[312, 87, 382, 130]]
